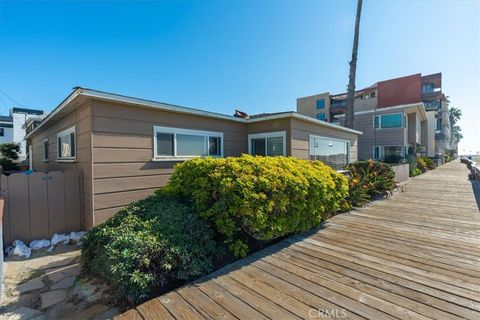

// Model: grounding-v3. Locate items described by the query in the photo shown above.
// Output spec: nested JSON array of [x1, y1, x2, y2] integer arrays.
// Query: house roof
[[26, 87, 362, 138]]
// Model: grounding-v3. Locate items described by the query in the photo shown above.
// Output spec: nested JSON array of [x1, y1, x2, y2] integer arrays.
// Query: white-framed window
[[248, 131, 286, 156], [374, 113, 404, 129], [153, 126, 223, 160], [309, 135, 350, 170], [57, 126, 76, 161], [43, 138, 49, 161]]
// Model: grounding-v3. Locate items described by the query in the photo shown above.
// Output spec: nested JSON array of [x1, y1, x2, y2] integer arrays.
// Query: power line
[[0, 88, 29, 108]]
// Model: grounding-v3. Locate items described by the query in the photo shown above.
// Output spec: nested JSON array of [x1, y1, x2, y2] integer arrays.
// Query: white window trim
[[248, 131, 286, 156], [309, 134, 351, 165], [373, 112, 404, 130], [152, 125, 224, 161], [56, 126, 76, 162], [42, 138, 49, 162]]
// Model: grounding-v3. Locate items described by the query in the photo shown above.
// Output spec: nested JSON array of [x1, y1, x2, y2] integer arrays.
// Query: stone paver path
[[1, 244, 119, 320]]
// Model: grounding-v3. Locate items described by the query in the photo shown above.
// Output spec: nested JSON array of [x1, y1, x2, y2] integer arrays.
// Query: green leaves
[[81, 195, 218, 304], [167, 155, 348, 258], [346, 160, 395, 207]]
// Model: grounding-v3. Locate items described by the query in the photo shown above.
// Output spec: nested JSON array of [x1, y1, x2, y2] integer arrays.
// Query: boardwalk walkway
[[116, 162, 480, 320]]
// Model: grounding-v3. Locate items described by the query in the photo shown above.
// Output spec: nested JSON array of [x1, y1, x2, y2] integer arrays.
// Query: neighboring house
[[0, 107, 46, 161], [26, 87, 361, 229], [297, 72, 453, 161]]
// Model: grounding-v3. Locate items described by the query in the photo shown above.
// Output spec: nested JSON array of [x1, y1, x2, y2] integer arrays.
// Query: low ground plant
[[345, 160, 395, 207], [164, 155, 348, 257], [81, 194, 218, 304]]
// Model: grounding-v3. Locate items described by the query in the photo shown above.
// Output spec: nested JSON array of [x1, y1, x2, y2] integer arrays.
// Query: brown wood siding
[[354, 112, 405, 160], [29, 101, 94, 229], [91, 100, 247, 224], [290, 118, 358, 162]]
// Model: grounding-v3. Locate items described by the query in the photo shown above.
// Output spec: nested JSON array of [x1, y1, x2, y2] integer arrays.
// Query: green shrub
[[444, 154, 453, 163], [345, 160, 395, 206], [417, 157, 428, 173], [81, 195, 218, 304], [164, 155, 348, 257], [411, 167, 422, 177], [421, 157, 436, 170]]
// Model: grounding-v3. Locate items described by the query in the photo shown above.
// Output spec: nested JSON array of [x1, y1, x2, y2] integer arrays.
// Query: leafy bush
[[81, 194, 218, 304], [411, 167, 422, 177], [345, 160, 395, 207], [444, 154, 453, 163], [420, 157, 436, 170], [416, 157, 428, 173], [164, 155, 348, 257]]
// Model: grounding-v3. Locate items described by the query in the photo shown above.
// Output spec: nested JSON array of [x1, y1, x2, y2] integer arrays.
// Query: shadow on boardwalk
[[116, 161, 480, 320]]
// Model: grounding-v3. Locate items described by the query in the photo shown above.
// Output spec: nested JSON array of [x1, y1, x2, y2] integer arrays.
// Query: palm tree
[[449, 106, 462, 127], [345, 0, 363, 129], [448, 106, 462, 145]]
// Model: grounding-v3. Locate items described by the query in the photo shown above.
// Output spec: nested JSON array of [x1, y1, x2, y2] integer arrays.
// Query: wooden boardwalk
[[115, 162, 480, 320]]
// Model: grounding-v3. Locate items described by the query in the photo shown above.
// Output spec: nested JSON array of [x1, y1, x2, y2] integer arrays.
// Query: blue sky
[[0, 0, 479, 153]]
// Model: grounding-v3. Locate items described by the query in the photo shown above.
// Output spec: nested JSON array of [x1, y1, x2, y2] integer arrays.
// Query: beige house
[[26, 87, 361, 229]]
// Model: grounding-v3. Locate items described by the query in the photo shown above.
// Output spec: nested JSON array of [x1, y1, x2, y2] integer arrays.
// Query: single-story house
[[26, 87, 362, 229]]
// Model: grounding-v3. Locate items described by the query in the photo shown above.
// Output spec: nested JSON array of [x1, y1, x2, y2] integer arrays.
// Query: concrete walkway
[[116, 162, 480, 320]]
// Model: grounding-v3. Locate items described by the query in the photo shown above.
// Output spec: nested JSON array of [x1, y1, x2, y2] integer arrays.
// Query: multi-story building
[[297, 73, 453, 162], [0, 107, 46, 161]]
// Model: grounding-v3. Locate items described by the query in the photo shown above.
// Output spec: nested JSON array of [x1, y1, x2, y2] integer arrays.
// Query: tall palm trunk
[[345, 0, 363, 129]]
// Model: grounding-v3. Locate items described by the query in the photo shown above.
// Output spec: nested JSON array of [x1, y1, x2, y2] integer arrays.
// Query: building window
[[436, 118, 442, 131], [370, 91, 376, 98], [373, 146, 380, 160], [316, 113, 326, 121], [422, 83, 435, 94], [373, 145, 404, 162], [316, 99, 325, 109], [57, 127, 75, 160], [43, 139, 49, 161], [0, 128, 4, 136], [309, 135, 349, 170], [153, 126, 223, 159], [249, 131, 286, 157], [374, 113, 403, 129]]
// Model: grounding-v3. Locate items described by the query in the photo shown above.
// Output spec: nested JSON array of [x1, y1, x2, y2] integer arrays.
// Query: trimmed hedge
[[346, 160, 395, 207], [81, 195, 218, 304], [163, 155, 348, 257]]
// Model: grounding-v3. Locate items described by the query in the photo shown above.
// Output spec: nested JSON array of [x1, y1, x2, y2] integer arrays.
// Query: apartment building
[[0, 107, 46, 161], [297, 73, 453, 161]]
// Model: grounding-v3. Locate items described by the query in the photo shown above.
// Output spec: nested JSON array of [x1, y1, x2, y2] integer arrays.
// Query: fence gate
[[1, 170, 82, 246]]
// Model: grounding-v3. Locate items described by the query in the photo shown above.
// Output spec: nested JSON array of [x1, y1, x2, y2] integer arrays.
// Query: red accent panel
[[377, 74, 422, 107]]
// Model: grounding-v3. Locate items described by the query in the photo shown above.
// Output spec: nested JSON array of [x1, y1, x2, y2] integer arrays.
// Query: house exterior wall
[[296, 93, 331, 122], [290, 118, 358, 162], [29, 93, 361, 229], [90, 100, 247, 224], [354, 110, 405, 160], [377, 74, 422, 108], [0, 124, 13, 145], [426, 111, 436, 157], [29, 101, 93, 229]]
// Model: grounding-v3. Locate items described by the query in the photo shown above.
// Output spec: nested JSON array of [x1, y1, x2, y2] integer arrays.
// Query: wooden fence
[[1, 171, 82, 246]]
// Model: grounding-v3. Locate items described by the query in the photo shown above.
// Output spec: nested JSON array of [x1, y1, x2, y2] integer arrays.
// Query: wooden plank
[[114, 309, 144, 320], [137, 298, 174, 320], [28, 172, 49, 240], [8, 173, 30, 243], [1, 174, 11, 245], [157, 291, 204, 320], [177, 285, 236, 320], [47, 171, 66, 235], [64, 170, 81, 231]]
